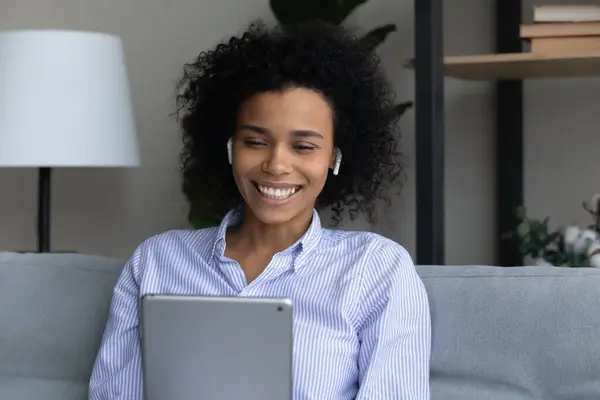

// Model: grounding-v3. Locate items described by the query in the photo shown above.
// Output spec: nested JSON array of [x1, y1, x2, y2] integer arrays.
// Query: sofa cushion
[[0, 252, 124, 389], [0, 376, 87, 400], [417, 265, 600, 400]]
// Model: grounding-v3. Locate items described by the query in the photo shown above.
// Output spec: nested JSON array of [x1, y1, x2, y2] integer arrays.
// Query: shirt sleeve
[[89, 249, 144, 400], [355, 240, 431, 399]]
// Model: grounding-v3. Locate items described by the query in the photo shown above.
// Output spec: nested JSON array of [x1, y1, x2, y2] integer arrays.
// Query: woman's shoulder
[[322, 228, 412, 262], [126, 226, 221, 264], [141, 227, 218, 248]]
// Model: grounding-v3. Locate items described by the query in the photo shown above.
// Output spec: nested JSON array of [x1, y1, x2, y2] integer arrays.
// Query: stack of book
[[521, 4, 600, 54]]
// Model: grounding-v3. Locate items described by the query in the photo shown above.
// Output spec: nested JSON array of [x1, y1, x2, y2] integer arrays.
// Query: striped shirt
[[89, 208, 431, 399]]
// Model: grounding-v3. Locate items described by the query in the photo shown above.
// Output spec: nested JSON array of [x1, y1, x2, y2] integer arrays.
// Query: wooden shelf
[[406, 51, 600, 80]]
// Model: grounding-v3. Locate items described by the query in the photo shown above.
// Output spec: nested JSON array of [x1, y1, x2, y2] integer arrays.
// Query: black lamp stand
[[37, 167, 51, 253]]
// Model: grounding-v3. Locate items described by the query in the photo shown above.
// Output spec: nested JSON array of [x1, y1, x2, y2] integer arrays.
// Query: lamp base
[[38, 167, 51, 253]]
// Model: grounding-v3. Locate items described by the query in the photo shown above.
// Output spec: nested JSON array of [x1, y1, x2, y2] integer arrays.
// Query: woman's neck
[[228, 205, 314, 256]]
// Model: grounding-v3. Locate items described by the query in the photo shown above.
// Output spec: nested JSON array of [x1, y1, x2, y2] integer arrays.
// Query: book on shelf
[[533, 4, 600, 23], [529, 36, 600, 53], [521, 4, 600, 54], [520, 21, 600, 38]]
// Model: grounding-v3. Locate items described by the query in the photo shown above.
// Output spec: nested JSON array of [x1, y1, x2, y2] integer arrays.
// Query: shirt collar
[[212, 206, 243, 258], [211, 206, 323, 263]]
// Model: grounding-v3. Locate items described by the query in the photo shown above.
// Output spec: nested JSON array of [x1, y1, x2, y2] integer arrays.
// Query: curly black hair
[[176, 21, 404, 225]]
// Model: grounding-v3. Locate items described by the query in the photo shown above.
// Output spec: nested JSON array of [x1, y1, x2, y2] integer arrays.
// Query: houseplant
[[505, 194, 600, 267], [187, 0, 411, 228], [269, 0, 413, 119]]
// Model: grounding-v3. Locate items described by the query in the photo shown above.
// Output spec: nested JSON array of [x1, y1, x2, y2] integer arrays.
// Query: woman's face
[[231, 87, 336, 226]]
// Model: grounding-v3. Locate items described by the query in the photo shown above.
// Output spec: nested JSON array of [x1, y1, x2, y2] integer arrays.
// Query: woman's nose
[[262, 146, 292, 175]]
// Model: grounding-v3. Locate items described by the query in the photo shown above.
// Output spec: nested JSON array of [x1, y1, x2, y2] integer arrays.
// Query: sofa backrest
[[417, 265, 600, 399], [3, 252, 600, 399], [0, 252, 124, 383]]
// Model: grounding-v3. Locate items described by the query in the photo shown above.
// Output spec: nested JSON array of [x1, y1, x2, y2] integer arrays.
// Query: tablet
[[140, 294, 293, 400]]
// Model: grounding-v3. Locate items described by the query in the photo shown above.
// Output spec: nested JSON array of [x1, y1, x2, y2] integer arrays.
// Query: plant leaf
[[270, 0, 324, 25], [188, 209, 224, 229], [516, 221, 530, 237], [542, 232, 561, 246], [360, 24, 397, 51], [270, 0, 367, 25], [186, 195, 234, 229], [393, 101, 413, 118], [332, 0, 369, 23]]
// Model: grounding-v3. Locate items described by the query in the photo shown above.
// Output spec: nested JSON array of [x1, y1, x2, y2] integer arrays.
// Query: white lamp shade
[[0, 30, 140, 167]]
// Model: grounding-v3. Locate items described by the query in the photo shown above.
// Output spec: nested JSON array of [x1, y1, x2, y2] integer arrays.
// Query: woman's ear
[[330, 147, 342, 176], [227, 138, 233, 165]]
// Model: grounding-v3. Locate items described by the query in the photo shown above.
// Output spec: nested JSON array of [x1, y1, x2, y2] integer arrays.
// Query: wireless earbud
[[227, 138, 232, 165], [332, 147, 342, 176]]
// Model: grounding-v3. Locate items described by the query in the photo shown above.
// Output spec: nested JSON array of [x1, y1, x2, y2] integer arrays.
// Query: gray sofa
[[1, 252, 600, 400]]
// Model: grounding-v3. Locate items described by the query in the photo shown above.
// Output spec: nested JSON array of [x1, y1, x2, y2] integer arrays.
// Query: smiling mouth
[[252, 182, 302, 201]]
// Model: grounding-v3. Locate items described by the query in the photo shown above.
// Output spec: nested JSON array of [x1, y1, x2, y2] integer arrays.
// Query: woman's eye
[[244, 140, 266, 147], [294, 144, 316, 152]]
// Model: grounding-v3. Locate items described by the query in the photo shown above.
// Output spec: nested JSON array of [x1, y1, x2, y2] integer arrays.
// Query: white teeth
[[257, 184, 298, 200]]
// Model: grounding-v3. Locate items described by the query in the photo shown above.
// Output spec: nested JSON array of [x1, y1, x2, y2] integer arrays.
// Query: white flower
[[583, 193, 600, 215], [587, 239, 600, 256], [574, 229, 598, 254], [588, 240, 600, 268], [589, 255, 600, 268], [563, 225, 581, 248]]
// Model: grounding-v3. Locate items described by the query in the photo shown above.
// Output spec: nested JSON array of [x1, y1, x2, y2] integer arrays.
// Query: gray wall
[[3, 0, 585, 266]]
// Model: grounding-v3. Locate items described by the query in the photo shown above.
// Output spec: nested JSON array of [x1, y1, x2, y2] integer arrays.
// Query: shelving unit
[[414, 0, 445, 265], [412, 0, 598, 265], [406, 51, 600, 80], [413, 0, 525, 266]]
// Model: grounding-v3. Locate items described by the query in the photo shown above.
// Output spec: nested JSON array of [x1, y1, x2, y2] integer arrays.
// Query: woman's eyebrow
[[239, 124, 323, 139], [292, 130, 323, 139], [238, 124, 269, 134]]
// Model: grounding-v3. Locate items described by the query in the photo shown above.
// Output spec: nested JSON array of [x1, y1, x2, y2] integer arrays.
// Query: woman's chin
[[244, 200, 313, 227], [246, 204, 296, 225]]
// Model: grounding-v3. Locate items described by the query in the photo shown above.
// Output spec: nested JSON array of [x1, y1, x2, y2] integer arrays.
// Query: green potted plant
[[186, 0, 412, 228], [503, 194, 600, 267], [269, 0, 413, 120]]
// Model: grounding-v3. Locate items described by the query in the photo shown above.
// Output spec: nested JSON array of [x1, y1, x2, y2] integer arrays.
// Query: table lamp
[[0, 30, 140, 253]]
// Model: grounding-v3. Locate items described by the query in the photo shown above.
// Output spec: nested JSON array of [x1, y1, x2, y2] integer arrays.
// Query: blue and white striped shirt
[[89, 208, 431, 399]]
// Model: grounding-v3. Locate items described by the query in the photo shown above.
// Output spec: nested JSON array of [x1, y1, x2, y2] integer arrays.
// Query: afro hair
[[176, 21, 405, 226]]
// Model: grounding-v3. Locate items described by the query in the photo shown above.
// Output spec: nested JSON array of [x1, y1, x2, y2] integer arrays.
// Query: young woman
[[89, 21, 431, 399]]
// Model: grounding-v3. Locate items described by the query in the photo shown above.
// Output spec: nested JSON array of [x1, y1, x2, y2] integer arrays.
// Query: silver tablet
[[140, 294, 293, 400]]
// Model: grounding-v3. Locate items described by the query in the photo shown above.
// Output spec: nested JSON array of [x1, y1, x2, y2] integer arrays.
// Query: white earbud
[[332, 147, 342, 176], [227, 138, 232, 165]]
